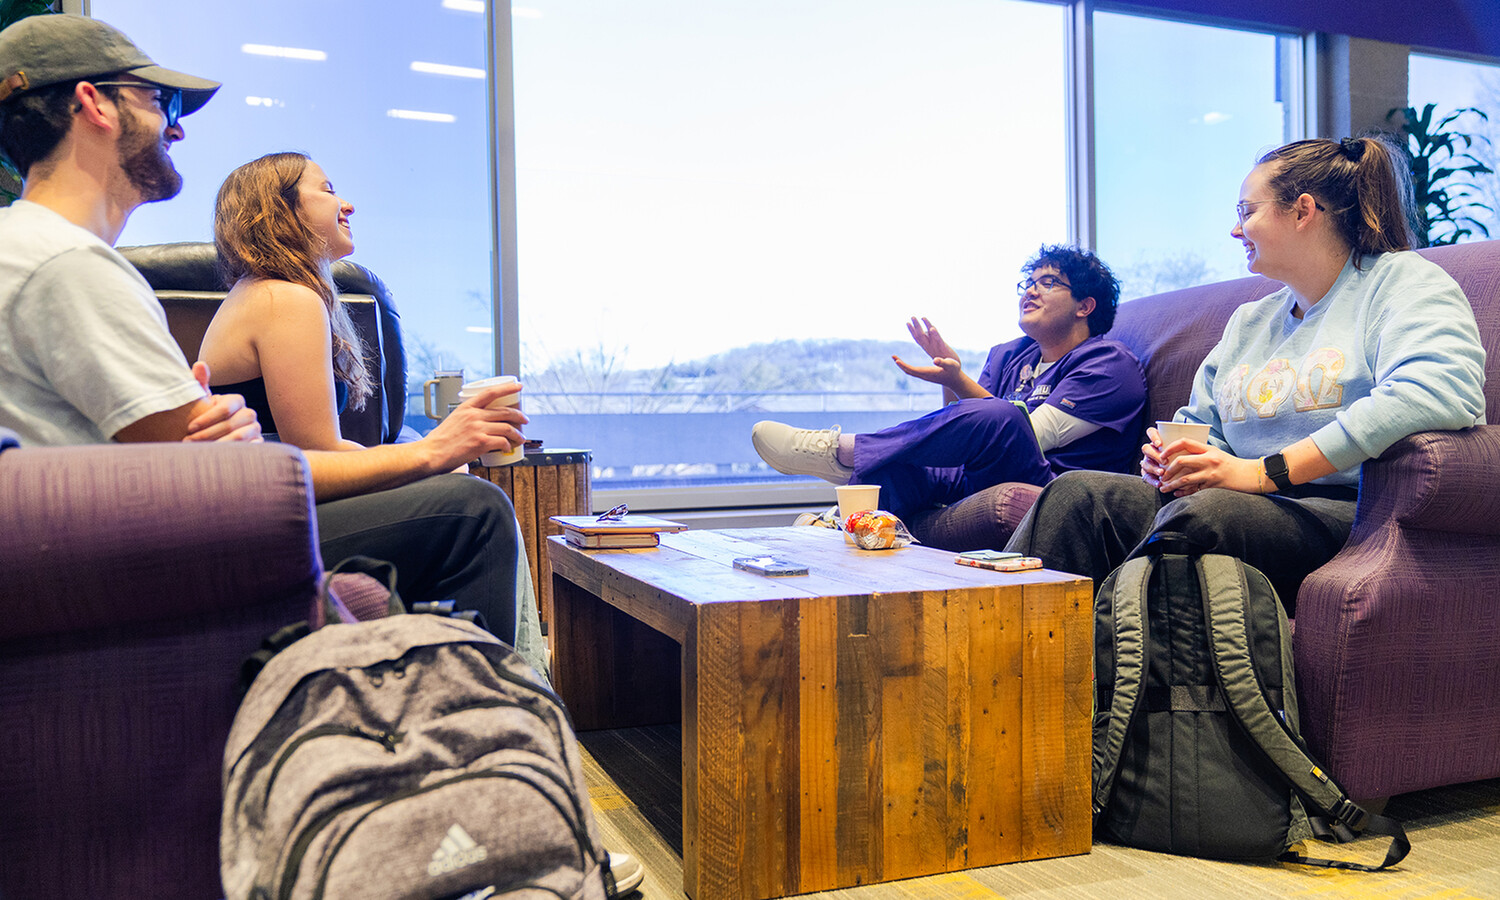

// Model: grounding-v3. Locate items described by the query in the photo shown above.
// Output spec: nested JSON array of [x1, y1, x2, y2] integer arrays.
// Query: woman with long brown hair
[[199, 153, 557, 685], [200, 151, 381, 446], [1006, 134, 1486, 610]]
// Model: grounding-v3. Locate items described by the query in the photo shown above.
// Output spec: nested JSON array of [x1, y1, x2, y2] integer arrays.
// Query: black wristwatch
[[1263, 452, 1294, 492]]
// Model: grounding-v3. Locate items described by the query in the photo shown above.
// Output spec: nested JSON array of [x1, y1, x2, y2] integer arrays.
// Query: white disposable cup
[[458, 375, 523, 466], [1155, 420, 1210, 446], [835, 484, 881, 545]]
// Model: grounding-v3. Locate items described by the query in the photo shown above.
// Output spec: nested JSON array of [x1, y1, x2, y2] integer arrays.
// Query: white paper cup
[[458, 375, 523, 466], [1156, 420, 1210, 446], [835, 484, 881, 545]]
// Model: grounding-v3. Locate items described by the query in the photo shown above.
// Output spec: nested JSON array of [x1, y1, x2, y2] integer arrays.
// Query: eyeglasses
[[596, 503, 630, 522], [89, 80, 183, 128], [1236, 197, 1325, 224], [1235, 199, 1276, 224], [1016, 275, 1072, 296]]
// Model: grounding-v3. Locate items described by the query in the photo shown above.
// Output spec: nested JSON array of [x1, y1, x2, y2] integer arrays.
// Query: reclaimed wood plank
[[796, 595, 840, 894], [687, 602, 743, 900], [1020, 581, 1069, 861], [534, 463, 562, 623], [835, 595, 879, 888], [739, 599, 794, 898], [1061, 578, 1094, 856], [917, 589, 953, 875], [876, 590, 925, 881], [512, 464, 539, 603], [944, 587, 973, 871]]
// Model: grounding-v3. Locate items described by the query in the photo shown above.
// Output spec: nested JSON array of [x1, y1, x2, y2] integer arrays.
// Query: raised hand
[[906, 317, 960, 366]]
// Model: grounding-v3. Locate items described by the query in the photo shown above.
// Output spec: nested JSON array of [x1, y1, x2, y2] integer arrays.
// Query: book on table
[[550, 514, 688, 550]]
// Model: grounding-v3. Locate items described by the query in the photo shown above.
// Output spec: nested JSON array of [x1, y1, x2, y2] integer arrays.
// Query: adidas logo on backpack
[[430, 824, 489, 877]]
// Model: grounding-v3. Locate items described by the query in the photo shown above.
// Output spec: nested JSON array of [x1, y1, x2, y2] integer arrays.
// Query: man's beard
[[117, 106, 183, 203]]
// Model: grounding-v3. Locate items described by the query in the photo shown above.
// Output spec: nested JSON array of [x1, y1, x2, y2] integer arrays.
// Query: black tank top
[[212, 377, 348, 441]]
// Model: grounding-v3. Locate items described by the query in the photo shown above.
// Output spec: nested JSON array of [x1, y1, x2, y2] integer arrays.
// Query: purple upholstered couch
[[0, 439, 346, 898], [909, 240, 1500, 801]]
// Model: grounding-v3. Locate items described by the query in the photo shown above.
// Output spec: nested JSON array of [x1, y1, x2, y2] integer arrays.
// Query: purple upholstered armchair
[[908, 240, 1500, 800], [1, 439, 327, 898]]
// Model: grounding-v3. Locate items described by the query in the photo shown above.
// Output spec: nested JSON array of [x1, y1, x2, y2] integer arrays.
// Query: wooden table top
[[547, 525, 1086, 642]]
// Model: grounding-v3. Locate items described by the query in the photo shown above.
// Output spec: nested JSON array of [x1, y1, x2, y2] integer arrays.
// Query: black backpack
[[1092, 535, 1409, 870]]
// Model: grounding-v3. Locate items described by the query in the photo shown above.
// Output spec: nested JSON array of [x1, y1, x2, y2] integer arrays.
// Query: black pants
[[1004, 470, 1357, 615], [314, 473, 532, 649]]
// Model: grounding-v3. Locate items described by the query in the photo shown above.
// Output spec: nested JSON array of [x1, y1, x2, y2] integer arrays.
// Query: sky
[[94, 1, 1299, 376]]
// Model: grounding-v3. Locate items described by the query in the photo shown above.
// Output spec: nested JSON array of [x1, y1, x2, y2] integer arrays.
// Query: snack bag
[[843, 509, 916, 550]]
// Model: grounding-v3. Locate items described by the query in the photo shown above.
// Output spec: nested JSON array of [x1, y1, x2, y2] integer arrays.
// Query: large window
[[1408, 52, 1500, 244], [513, 0, 1070, 491], [81, 2, 1308, 505], [92, 0, 496, 385], [1093, 12, 1303, 299]]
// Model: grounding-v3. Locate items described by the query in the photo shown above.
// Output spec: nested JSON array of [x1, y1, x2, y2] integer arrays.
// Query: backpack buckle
[[1332, 799, 1369, 832]]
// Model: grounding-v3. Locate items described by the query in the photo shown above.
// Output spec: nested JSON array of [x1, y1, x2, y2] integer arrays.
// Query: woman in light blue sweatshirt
[[1006, 135, 1486, 610]]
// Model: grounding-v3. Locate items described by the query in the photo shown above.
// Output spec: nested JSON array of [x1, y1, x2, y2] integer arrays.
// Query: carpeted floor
[[580, 725, 1500, 900]]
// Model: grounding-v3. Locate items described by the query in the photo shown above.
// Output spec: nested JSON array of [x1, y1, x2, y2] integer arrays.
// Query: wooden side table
[[470, 449, 592, 631]]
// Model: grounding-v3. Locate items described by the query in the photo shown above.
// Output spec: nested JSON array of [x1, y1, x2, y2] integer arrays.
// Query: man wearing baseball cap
[[0, 13, 242, 440]]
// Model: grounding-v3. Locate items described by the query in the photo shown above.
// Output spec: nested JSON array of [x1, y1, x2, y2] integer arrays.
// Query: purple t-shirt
[[977, 334, 1147, 476]]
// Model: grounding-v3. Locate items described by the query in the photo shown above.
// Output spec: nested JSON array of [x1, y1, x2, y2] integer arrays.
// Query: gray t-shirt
[[0, 200, 202, 445]]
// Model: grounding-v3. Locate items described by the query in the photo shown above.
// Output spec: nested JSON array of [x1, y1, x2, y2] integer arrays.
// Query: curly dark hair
[[1021, 244, 1121, 336]]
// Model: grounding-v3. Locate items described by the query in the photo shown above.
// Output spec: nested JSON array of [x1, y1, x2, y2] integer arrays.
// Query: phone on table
[[733, 556, 810, 577], [955, 550, 1043, 572]]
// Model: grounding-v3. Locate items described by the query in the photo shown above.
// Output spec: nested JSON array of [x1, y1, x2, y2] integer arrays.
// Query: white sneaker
[[751, 421, 854, 485], [608, 851, 645, 896]]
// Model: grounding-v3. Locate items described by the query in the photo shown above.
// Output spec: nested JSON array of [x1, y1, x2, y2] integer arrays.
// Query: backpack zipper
[[303, 767, 595, 900], [264, 724, 402, 799]]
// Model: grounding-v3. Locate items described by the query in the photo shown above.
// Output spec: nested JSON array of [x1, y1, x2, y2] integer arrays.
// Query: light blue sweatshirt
[[1178, 250, 1486, 487]]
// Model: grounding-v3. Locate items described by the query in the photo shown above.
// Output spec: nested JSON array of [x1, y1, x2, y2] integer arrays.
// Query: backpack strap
[[1092, 555, 1153, 823], [318, 555, 406, 624], [1194, 555, 1410, 871]]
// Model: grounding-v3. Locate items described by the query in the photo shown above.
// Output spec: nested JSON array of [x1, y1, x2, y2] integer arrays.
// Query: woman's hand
[[1140, 426, 1262, 496], [420, 381, 529, 473]]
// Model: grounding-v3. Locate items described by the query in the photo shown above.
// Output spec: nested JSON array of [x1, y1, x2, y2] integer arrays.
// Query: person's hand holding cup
[[1154, 420, 1211, 457], [460, 376, 526, 466], [424, 375, 527, 471], [1143, 420, 1210, 491]]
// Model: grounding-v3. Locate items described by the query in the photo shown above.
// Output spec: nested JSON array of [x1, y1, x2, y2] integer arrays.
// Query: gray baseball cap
[[0, 14, 219, 115]]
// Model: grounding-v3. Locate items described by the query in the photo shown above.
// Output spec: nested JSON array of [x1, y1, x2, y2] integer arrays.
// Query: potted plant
[[1387, 103, 1494, 247]]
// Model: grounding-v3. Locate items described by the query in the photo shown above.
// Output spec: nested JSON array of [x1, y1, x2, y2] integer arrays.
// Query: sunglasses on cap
[[87, 80, 183, 128]]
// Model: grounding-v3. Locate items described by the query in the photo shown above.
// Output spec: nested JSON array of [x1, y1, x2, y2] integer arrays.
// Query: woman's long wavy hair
[[214, 151, 373, 410], [1256, 135, 1418, 265]]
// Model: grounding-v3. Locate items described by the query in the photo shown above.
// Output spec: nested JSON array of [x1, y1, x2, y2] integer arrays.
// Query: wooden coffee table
[[546, 525, 1092, 900]]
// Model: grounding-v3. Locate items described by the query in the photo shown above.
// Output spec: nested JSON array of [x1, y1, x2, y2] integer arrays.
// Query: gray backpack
[[221, 604, 614, 900], [1092, 537, 1409, 870]]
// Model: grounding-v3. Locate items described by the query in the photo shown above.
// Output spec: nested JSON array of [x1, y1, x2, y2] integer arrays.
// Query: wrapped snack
[[843, 509, 916, 550]]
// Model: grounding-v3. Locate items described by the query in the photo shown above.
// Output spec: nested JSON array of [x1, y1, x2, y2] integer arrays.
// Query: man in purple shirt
[[752, 245, 1147, 519]]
